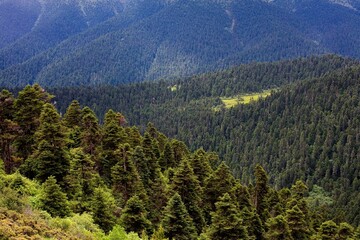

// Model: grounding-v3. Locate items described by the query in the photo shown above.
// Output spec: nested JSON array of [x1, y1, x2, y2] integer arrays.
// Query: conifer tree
[[13, 84, 52, 160], [265, 215, 293, 240], [171, 158, 204, 233], [91, 187, 116, 233], [111, 144, 146, 205], [254, 164, 270, 224], [65, 147, 98, 212], [151, 225, 168, 240], [131, 146, 150, 186], [80, 107, 101, 156], [203, 162, 236, 221], [171, 140, 189, 167], [285, 204, 310, 239], [337, 222, 354, 240], [63, 100, 82, 128], [161, 193, 197, 240], [207, 193, 249, 240], [0, 90, 19, 173], [190, 148, 213, 187], [318, 220, 338, 240], [120, 195, 152, 236], [39, 176, 71, 217], [26, 103, 69, 183], [159, 142, 175, 171]]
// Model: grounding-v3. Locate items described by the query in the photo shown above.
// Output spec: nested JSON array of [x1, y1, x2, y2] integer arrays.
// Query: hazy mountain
[[1, 0, 360, 87]]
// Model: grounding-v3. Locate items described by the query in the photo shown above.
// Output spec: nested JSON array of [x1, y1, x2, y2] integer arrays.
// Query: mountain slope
[[1, 0, 360, 87]]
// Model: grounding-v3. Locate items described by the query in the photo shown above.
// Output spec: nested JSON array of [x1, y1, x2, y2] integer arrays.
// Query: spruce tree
[[26, 103, 70, 183], [171, 158, 205, 233], [13, 84, 52, 160], [63, 100, 82, 128], [120, 195, 152, 236], [161, 193, 197, 240], [285, 204, 310, 239], [265, 215, 293, 240], [80, 107, 101, 156], [337, 222, 354, 240], [203, 162, 236, 221], [91, 187, 116, 233], [0, 90, 19, 173], [207, 193, 248, 240], [39, 176, 71, 217], [254, 164, 270, 224], [318, 220, 338, 240], [190, 148, 213, 187], [111, 144, 146, 206]]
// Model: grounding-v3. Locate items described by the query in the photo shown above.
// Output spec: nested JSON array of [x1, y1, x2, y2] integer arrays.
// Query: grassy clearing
[[221, 90, 273, 108]]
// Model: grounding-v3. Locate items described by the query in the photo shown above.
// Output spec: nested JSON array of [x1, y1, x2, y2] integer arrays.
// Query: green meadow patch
[[221, 90, 273, 108]]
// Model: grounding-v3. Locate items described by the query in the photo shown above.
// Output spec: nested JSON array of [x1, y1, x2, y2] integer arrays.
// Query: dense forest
[[2, 0, 360, 87], [32, 55, 360, 227], [1, 84, 360, 239]]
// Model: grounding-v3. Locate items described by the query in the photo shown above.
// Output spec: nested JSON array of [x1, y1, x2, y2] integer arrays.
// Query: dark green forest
[[1, 83, 360, 239], [34, 55, 360, 227]]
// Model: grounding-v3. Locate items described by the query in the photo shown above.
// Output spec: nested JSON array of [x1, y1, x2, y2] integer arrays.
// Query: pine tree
[[265, 215, 293, 240], [25, 103, 70, 183], [91, 187, 116, 234], [318, 220, 338, 240], [39, 176, 71, 217], [65, 147, 98, 212], [171, 158, 205, 233], [190, 148, 213, 187], [120, 195, 152, 236], [203, 162, 236, 222], [63, 100, 82, 128], [207, 193, 249, 240], [337, 222, 354, 240], [0, 90, 20, 173], [159, 142, 175, 171], [80, 107, 101, 156], [254, 164, 270, 224], [13, 84, 52, 160], [151, 225, 168, 240], [161, 193, 197, 240], [285, 204, 310, 239], [111, 144, 146, 205]]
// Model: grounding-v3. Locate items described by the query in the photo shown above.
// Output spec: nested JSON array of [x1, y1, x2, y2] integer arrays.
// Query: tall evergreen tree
[[24, 103, 69, 183], [203, 162, 236, 221], [285, 205, 310, 239], [0, 90, 19, 173], [80, 107, 101, 156], [13, 84, 52, 160], [91, 187, 116, 234], [190, 148, 213, 187], [120, 195, 152, 236], [254, 164, 270, 224], [265, 215, 293, 240], [207, 193, 249, 240], [161, 193, 197, 240], [171, 158, 204, 233], [111, 144, 146, 205], [39, 176, 71, 217]]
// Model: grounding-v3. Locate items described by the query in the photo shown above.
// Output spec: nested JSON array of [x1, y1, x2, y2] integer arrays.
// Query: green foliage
[[120, 195, 152, 236], [318, 220, 338, 240], [161, 193, 197, 240], [265, 215, 293, 240], [91, 187, 116, 234], [207, 193, 249, 240], [39, 176, 71, 217]]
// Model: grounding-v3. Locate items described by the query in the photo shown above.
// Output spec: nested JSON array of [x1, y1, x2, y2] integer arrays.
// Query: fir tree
[[111, 144, 146, 206], [171, 158, 204, 233], [80, 107, 101, 156], [254, 164, 270, 224], [39, 176, 71, 217], [161, 193, 197, 240], [285, 204, 310, 239], [190, 148, 213, 187], [120, 195, 152, 236], [13, 84, 52, 160], [203, 162, 236, 221], [26, 103, 70, 183], [318, 220, 338, 240], [0, 90, 19, 173], [337, 222, 354, 240], [265, 215, 293, 240], [91, 187, 116, 234], [207, 193, 249, 240]]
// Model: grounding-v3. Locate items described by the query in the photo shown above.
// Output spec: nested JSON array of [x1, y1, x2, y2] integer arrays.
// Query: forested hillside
[[2, 0, 360, 87], [40, 55, 360, 226], [1, 84, 360, 239]]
